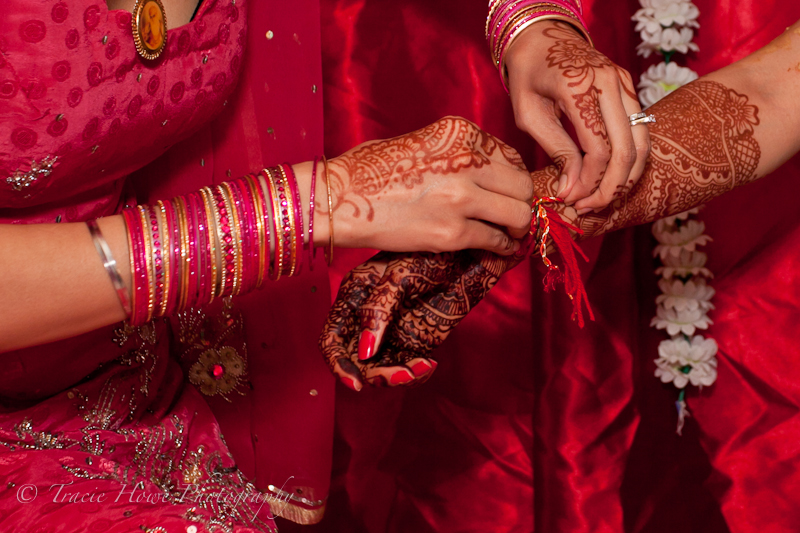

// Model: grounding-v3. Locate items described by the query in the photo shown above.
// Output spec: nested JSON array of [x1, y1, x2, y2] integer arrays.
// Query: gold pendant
[[132, 0, 168, 60]]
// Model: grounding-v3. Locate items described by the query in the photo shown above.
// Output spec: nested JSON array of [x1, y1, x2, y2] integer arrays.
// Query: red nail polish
[[390, 369, 414, 385], [340, 375, 362, 392], [410, 360, 432, 377], [358, 330, 376, 361]]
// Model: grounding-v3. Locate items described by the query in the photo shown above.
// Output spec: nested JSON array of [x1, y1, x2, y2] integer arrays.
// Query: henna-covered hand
[[324, 116, 534, 256], [320, 78, 770, 388], [504, 21, 651, 211], [319, 249, 525, 389], [532, 79, 762, 238]]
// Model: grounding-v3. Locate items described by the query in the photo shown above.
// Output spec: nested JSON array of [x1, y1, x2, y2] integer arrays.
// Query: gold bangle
[[173, 196, 189, 311], [256, 171, 277, 281], [155, 200, 170, 318], [322, 156, 334, 266], [199, 187, 220, 303], [245, 174, 267, 289], [264, 167, 284, 281]]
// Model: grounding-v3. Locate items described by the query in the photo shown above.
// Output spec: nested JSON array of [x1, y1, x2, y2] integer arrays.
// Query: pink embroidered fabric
[[0, 1, 279, 531]]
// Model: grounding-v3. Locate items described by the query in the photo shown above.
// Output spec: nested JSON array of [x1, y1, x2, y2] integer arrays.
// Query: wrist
[[487, 3, 591, 92]]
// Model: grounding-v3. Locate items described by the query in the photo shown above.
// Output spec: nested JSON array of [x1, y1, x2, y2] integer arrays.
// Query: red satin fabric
[[314, 1, 800, 532]]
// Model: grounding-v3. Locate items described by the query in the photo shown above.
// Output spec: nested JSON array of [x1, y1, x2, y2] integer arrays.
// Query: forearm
[[532, 20, 800, 237], [0, 163, 330, 353]]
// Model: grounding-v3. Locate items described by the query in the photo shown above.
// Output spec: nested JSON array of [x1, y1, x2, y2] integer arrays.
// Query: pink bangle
[[212, 186, 235, 296], [487, 1, 591, 93], [122, 208, 148, 326], [229, 177, 258, 293], [163, 198, 181, 316]]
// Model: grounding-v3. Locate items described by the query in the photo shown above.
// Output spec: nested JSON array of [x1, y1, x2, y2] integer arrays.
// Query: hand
[[504, 21, 651, 213], [319, 248, 525, 390], [326, 116, 534, 256]]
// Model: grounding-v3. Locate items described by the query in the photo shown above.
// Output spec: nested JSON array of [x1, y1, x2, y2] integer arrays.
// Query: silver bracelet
[[87, 218, 132, 318]]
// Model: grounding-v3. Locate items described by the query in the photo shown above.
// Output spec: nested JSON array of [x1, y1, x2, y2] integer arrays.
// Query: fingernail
[[411, 360, 433, 377], [390, 369, 414, 385], [339, 375, 362, 392], [358, 330, 376, 361], [430, 360, 438, 371], [556, 174, 568, 196], [576, 207, 593, 216]]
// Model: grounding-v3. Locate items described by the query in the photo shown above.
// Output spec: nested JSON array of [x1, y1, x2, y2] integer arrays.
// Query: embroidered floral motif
[[6, 155, 57, 192], [189, 346, 246, 397], [176, 298, 249, 401]]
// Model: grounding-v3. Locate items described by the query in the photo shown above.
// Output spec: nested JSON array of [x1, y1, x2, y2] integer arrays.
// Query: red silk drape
[[300, 1, 800, 532]]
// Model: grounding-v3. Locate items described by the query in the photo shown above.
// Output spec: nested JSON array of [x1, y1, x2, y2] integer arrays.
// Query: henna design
[[573, 86, 608, 140], [318, 249, 521, 386], [319, 80, 763, 379], [544, 22, 614, 141], [326, 117, 525, 221], [532, 80, 761, 239]]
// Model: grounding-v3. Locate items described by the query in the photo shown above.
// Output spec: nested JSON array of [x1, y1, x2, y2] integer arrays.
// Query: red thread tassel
[[531, 198, 594, 327]]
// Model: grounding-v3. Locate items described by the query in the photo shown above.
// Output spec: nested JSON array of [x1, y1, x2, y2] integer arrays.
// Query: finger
[[407, 358, 437, 379], [510, 93, 582, 198], [471, 160, 534, 204], [618, 73, 651, 194], [360, 349, 421, 388], [356, 253, 445, 361], [560, 86, 612, 205], [466, 187, 532, 240], [458, 219, 521, 256], [333, 355, 364, 392], [319, 255, 390, 380], [574, 80, 638, 211]]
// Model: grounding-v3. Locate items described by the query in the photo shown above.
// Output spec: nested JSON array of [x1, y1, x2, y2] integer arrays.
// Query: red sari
[[317, 1, 800, 532]]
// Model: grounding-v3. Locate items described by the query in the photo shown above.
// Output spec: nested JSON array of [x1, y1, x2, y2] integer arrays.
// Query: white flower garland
[[633, 0, 716, 435]]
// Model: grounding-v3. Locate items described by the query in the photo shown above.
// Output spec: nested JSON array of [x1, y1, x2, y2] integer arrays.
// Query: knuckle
[[491, 231, 509, 251], [615, 145, 637, 167], [512, 203, 532, 230], [513, 110, 536, 134], [592, 146, 612, 165], [437, 223, 465, 251], [521, 174, 535, 200], [636, 141, 651, 160]]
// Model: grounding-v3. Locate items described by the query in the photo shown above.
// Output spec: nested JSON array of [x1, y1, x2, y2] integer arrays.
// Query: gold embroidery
[[177, 298, 249, 401], [6, 156, 57, 193]]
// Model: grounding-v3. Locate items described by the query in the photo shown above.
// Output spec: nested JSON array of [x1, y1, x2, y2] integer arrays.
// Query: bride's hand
[[319, 248, 526, 390], [326, 116, 534, 256]]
